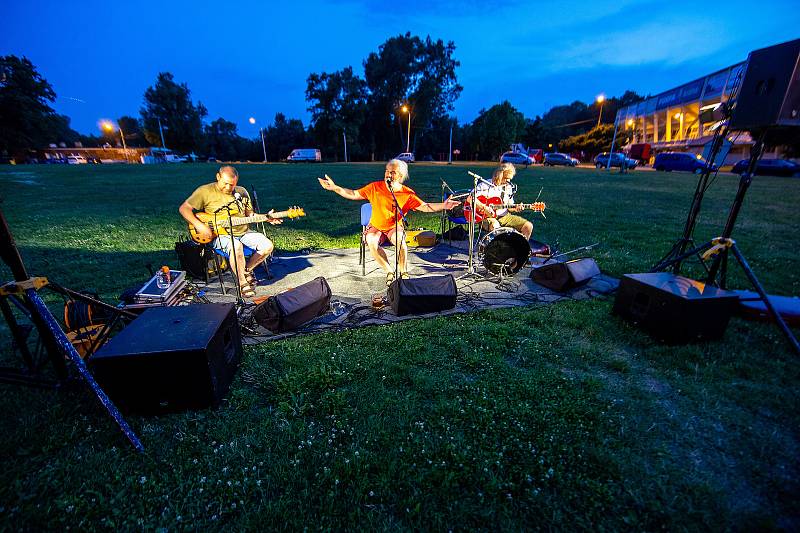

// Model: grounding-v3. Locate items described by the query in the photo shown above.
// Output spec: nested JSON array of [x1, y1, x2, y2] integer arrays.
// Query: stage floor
[[197, 242, 618, 342]]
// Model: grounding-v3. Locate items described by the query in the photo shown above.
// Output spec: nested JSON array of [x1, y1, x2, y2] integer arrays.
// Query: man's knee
[[365, 233, 382, 250], [523, 221, 533, 234]]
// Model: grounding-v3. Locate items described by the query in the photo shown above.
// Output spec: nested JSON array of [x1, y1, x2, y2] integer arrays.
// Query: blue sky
[[2, 0, 798, 135]]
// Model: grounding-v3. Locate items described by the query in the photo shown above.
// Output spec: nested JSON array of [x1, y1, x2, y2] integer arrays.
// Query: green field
[[1, 162, 799, 530]]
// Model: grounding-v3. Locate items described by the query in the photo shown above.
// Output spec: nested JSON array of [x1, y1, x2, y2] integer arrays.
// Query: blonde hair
[[386, 159, 409, 182], [492, 162, 516, 184]]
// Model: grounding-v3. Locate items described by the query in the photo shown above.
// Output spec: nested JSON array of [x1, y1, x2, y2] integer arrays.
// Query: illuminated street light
[[101, 120, 129, 162], [596, 94, 605, 127], [401, 104, 411, 153]]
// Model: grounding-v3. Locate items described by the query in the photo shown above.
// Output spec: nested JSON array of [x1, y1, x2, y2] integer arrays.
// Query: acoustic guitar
[[465, 196, 546, 223], [189, 207, 305, 243]]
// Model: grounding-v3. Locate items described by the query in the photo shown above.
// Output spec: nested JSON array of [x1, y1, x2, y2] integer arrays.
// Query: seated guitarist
[[179, 166, 281, 298], [472, 163, 533, 240]]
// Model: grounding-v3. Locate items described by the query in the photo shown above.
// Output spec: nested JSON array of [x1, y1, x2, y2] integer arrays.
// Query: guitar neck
[[221, 212, 294, 227]]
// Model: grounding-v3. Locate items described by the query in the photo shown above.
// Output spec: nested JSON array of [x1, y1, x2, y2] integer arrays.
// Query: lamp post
[[250, 117, 267, 162], [101, 120, 128, 162], [401, 105, 411, 153], [596, 94, 606, 128]]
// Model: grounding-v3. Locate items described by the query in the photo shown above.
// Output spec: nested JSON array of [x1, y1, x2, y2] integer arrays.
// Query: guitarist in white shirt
[[179, 166, 282, 298], [471, 163, 534, 240]]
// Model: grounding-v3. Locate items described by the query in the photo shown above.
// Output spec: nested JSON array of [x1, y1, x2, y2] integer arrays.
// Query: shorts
[[213, 231, 273, 254], [481, 213, 530, 232], [365, 224, 402, 244]]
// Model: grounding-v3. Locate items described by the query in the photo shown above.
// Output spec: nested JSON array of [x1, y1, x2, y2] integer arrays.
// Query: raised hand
[[318, 174, 336, 191]]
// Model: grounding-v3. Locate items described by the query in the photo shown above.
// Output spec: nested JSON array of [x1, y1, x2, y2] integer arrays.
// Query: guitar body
[[189, 207, 305, 244], [465, 195, 546, 223]]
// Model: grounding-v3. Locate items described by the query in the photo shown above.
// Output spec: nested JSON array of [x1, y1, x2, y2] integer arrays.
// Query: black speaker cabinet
[[613, 273, 739, 344], [730, 38, 800, 130], [90, 303, 242, 414], [530, 258, 600, 292], [389, 275, 457, 316]]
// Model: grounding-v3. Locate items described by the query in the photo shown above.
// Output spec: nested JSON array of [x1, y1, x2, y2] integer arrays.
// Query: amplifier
[[613, 272, 739, 344], [389, 275, 457, 316], [90, 303, 242, 414]]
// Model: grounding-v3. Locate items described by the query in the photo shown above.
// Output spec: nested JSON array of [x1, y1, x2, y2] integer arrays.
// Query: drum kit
[[442, 173, 548, 279]]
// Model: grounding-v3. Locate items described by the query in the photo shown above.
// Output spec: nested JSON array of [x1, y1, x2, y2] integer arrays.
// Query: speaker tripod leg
[[729, 244, 800, 355]]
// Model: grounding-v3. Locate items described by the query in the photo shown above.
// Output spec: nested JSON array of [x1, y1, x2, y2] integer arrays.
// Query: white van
[[66, 154, 88, 164], [286, 148, 321, 162]]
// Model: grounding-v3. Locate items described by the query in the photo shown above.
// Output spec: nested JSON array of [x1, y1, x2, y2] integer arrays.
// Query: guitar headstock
[[287, 206, 306, 218], [531, 202, 546, 212]]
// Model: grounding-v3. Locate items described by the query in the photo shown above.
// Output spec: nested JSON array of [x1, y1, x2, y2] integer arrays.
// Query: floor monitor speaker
[[530, 258, 600, 292], [613, 273, 739, 344], [90, 303, 242, 414]]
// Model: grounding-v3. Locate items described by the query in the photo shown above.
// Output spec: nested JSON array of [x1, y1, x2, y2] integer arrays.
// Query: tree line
[[1, 35, 642, 163]]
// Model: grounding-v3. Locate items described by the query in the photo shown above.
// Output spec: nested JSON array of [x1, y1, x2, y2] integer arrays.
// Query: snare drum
[[478, 228, 531, 274]]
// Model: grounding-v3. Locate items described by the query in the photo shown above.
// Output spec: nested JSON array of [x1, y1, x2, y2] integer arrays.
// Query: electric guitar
[[189, 207, 306, 243], [465, 195, 546, 222]]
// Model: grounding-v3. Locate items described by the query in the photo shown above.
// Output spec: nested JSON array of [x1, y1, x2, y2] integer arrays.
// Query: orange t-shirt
[[357, 181, 424, 231]]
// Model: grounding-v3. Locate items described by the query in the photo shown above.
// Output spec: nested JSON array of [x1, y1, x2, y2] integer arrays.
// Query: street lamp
[[250, 117, 267, 162], [101, 120, 128, 162], [401, 104, 411, 153], [596, 94, 606, 128]]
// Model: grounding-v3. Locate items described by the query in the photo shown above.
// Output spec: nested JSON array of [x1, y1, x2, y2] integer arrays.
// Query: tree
[[306, 66, 368, 160], [204, 118, 241, 161], [467, 101, 527, 160], [362, 33, 462, 159], [264, 113, 308, 162], [117, 115, 145, 147], [140, 72, 207, 153], [559, 124, 632, 157], [0, 55, 62, 156]]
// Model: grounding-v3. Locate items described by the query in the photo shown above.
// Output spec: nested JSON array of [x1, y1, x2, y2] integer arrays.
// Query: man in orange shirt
[[318, 159, 460, 286]]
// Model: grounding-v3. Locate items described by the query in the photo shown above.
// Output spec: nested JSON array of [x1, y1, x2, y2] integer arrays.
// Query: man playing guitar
[[179, 165, 281, 298], [470, 163, 534, 239]]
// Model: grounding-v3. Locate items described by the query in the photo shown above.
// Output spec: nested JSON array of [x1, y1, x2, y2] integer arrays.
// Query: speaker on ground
[[389, 275, 457, 316], [530, 258, 600, 292]]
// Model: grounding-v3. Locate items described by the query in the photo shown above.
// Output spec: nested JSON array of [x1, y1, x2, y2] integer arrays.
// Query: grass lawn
[[0, 162, 798, 530]]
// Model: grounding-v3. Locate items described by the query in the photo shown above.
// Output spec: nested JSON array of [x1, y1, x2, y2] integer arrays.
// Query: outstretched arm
[[415, 198, 461, 213], [318, 174, 364, 201]]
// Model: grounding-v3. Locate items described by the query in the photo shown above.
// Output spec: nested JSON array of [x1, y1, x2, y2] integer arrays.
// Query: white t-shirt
[[475, 182, 515, 217]]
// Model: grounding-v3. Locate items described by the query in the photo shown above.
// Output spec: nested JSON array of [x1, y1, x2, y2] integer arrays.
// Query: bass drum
[[478, 228, 531, 274]]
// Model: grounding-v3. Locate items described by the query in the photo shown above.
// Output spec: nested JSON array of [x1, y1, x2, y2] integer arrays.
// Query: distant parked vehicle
[[594, 152, 638, 169], [730, 158, 800, 177], [66, 155, 88, 164], [527, 149, 544, 164], [287, 148, 322, 162], [653, 152, 714, 174], [500, 151, 534, 166], [543, 153, 578, 167], [395, 152, 415, 163]]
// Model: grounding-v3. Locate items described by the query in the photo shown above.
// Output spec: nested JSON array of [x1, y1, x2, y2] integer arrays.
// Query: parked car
[[287, 148, 322, 162], [730, 158, 800, 177], [395, 152, 415, 163], [652, 152, 714, 174], [66, 154, 88, 164], [594, 152, 638, 169], [500, 151, 534, 166], [527, 149, 544, 164], [543, 153, 578, 167]]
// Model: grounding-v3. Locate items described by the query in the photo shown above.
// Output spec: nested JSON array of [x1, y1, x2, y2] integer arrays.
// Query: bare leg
[[245, 238, 274, 272], [366, 232, 392, 273], [219, 238, 249, 287], [520, 221, 533, 240], [387, 227, 408, 274]]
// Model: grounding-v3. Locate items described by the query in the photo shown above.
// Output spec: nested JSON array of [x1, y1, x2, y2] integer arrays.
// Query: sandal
[[240, 285, 257, 298], [399, 272, 410, 280], [244, 269, 258, 285], [386, 272, 395, 287]]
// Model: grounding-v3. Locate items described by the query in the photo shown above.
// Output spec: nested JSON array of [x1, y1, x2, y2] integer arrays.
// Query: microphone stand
[[386, 179, 408, 289], [457, 171, 488, 279], [214, 196, 245, 305]]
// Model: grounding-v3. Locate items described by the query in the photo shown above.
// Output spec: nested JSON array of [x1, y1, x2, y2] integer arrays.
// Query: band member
[[318, 159, 460, 286], [179, 165, 281, 298], [471, 163, 534, 240]]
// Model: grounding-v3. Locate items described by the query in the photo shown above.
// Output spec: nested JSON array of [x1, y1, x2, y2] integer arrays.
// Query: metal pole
[[260, 128, 267, 162], [597, 100, 604, 128], [406, 111, 411, 153], [343, 130, 348, 163], [119, 127, 129, 162], [157, 117, 166, 149], [448, 125, 453, 164], [606, 114, 620, 171]]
